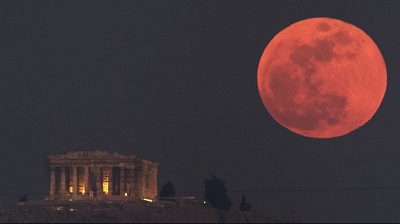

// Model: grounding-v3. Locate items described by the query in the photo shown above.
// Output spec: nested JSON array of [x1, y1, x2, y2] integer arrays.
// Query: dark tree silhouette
[[203, 174, 231, 211], [159, 181, 175, 198], [18, 194, 28, 203], [239, 194, 252, 211]]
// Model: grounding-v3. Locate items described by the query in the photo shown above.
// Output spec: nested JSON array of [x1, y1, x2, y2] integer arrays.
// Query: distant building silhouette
[[46, 150, 158, 202]]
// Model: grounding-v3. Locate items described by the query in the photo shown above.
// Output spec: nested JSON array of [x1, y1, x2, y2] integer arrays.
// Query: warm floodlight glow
[[124, 192, 128, 196], [79, 186, 85, 195], [102, 169, 109, 195], [69, 186, 73, 193], [102, 182, 108, 194], [78, 181, 85, 195], [143, 198, 154, 202]]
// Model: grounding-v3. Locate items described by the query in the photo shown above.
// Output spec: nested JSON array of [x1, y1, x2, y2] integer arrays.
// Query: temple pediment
[[49, 150, 137, 160]]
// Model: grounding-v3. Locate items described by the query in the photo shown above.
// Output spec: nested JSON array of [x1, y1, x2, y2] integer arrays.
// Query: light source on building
[[78, 185, 85, 195], [124, 192, 128, 196], [103, 182, 108, 195], [102, 169, 109, 195]]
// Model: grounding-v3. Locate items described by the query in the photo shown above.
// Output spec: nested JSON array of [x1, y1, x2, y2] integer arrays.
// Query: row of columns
[[49, 165, 132, 197]]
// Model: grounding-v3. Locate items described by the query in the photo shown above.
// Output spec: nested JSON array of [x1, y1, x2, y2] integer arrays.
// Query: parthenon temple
[[47, 150, 158, 201]]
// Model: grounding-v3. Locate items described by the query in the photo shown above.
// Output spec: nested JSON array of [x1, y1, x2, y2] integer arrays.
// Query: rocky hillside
[[0, 200, 275, 223]]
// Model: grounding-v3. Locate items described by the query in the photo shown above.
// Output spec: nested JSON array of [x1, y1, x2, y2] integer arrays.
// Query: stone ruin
[[47, 150, 158, 202]]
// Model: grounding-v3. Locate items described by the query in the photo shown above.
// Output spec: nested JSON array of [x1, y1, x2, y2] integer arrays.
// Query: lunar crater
[[345, 52, 357, 60], [289, 38, 337, 69], [289, 45, 314, 66], [313, 39, 336, 61], [333, 30, 352, 45], [316, 22, 331, 32]]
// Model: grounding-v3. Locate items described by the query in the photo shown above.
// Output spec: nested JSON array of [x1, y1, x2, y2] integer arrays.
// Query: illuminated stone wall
[[48, 150, 158, 201]]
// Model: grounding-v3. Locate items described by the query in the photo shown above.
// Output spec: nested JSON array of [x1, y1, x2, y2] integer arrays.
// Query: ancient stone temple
[[47, 150, 158, 201]]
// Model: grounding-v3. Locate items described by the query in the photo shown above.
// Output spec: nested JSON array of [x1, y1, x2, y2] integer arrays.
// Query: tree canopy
[[18, 194, 28, 203], [203, 174, 231, 211], [159, 181, 175, 198]]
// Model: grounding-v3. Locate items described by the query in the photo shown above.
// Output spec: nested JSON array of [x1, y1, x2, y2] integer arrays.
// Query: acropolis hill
[[0, 150, 272, 223]]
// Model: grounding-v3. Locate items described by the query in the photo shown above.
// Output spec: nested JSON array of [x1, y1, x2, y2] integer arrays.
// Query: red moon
[[257, 17, 386, 138]]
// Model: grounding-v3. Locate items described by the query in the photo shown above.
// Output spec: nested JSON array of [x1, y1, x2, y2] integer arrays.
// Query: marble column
[[72, 166, 78, 196], [84, 165, 89, 195], [96, 167, 102, 196], [50, 166, 56, 196], [129, 165, 137, 198], [108, 166, 113, 195], [151, 167, 158, 198], [120, 167, 126, 196], [60, 167, 66, 194], [137, 165, 144, 199], [142, 171, 148, 198]]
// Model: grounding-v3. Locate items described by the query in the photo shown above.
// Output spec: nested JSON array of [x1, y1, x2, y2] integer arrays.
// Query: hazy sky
[[1, 0, 400, 222]]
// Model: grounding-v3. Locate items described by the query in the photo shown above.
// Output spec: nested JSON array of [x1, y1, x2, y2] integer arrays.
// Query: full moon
[[257, 17, 387, 138]]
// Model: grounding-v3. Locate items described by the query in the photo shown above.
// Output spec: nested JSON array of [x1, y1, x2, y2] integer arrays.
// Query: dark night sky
[[1, 0, 400, 222]]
